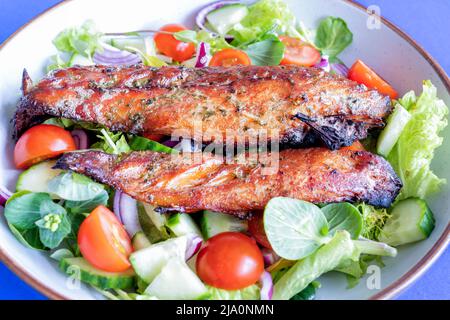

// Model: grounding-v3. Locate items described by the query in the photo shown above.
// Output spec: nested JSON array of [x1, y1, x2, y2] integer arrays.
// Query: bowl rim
[[0, 0, 449, 301]]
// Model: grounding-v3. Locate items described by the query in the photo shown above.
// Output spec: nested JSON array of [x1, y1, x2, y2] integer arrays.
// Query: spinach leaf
[[321, 203, 363, 239], [129, 136, 175, 154], [4, 192, 47, 229], [315, 17, 353, 58], [8, 223, 46, 250], [263, 197, 329, 260], [35, 200, 71, 249], [48, 171, 105, 201], [65, 189, 109, 214], [244, 36, 285, 66]]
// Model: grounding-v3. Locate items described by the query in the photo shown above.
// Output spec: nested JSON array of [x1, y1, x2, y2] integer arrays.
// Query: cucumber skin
[[417, 199, 435, 238], [59, 258, 135, 290]]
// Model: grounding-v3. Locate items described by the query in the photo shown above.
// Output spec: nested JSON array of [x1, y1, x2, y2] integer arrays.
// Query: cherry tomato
[[196, 232, 264, 290], [154, 24, 195, 62], [209, 48, 252, 67], [248, 212, 272, 249], [348, 59, 398, 99], [341, 141, 365, 152], [78, 205, 133, 272], [279, 36, 321, 67], [14, 124, 76, 169]]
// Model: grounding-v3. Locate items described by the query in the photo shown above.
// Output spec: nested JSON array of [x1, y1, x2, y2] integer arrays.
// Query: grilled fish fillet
[[15, 65, 391, 149], [55, 148, 401, 218]]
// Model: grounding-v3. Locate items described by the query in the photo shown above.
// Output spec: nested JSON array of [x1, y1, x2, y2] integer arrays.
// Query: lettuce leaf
[[387, 81, 448, 200], [206, 284, 260, 300], [314, 17, 353, 59], [229, 0, 300, 45], [53, 20, 103, 58]]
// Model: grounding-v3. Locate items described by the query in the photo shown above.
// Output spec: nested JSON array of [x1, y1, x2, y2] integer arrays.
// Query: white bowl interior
[[0, 0, 448, 299]]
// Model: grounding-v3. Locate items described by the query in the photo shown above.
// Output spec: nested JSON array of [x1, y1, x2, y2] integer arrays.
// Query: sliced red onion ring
[[314, 55, 330, 72], [174, 139, 202, 153], [113, 191, 142, 237], [0, 186, 12, 207], [330, 62, 349, 77], [196, 0, 240, 40], [259, 271, 273, 300], [195, 42, 211, 68], [71, 129, 89, 149], [93, 43, 141, 66], [113, 191, 124, 224], [185, 234, 203, 260], [262, 248, 280, 267], [162, 139, 180, 148]]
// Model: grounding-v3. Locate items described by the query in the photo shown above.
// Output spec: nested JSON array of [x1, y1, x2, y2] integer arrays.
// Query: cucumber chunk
[[379, 198, 435, 246], [129, 236, 187, 283], [132, 231, 152, 250], [166, 213, 203, 238], [16, 160, 62, 195], [137, 202, 170, 243], [201, 210, 248, 239], [59, 257, 135, 289], [144, 258, 208, 300], [376, 104, 411, 157], [206, 4, 249, 35]]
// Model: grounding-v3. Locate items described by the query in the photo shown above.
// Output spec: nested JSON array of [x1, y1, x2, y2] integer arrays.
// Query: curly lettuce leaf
[[229, 0, 300, 45], [387, 81, 448, 200], [53, 20, 103, 58]]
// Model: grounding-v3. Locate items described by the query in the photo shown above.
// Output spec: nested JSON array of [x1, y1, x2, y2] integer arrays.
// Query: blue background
[[0, 0, 449, 300]]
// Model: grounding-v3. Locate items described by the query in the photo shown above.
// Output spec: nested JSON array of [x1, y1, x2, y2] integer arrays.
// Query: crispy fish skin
[[55, 148, 402, 217], [14, 65, 391, 149]]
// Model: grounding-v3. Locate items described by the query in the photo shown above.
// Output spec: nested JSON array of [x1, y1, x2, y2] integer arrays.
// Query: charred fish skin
[[54, 148, 402, 218], [14, 65, 391, 149]]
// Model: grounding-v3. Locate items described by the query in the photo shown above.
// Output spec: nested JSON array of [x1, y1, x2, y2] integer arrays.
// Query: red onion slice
[[195, 42, 211, 68], [259, 271, 273, 300], [261, 248, 280, 267], [93, 43, 141, 66], [196, 0, 240, 40], [113, 191, 142, 237], [314, 55, 330, 72], [330, 62, 349, 77], [71, 129, 89, 149], [113, 191, 124, 224], [0, 186, 12, 207], [185, 234, 203, 260]]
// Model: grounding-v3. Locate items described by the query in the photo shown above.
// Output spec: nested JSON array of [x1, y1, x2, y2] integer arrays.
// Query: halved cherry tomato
[[14, 124, 76, 169], [248, 212, 272, 249], [348, 59, 398, 99], [279, 36, 321, 67], [78, 205, 133, 272], [209, 48, 251, 67], [196, 232, 264, 290], [143, 133, 165, 142], [341, 140, 365, 152], [154, 24, 195, 62]]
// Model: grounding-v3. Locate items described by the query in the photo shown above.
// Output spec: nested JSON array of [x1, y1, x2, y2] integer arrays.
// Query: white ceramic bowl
[[0, 0, 449, 300]]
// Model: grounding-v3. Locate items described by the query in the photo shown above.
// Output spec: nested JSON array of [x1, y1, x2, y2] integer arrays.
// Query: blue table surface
[[0, 0, 449, 300]]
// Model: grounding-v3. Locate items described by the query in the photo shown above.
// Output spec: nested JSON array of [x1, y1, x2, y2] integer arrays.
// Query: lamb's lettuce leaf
[[387, 81, 448, 200], [314, 17, 353, 59], [48, 172, 105, 201]]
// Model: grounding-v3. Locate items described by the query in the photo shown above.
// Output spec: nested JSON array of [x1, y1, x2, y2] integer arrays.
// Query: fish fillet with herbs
[[15, 65, 391, 150], [55, 148, 402, 218]]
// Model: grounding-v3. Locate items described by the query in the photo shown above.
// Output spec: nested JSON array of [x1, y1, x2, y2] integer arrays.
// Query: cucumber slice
[[130, 236, 187, 283], [144, 258, 208, 300], [132, 231, 152, 250], [206, 4, 249, 35], [376, 104, 411, 157], [200, 210, 248, 239], [379, 198, 435, 246], [16, 160, 62, 195], [69, 53, 94, 66], [111, 37, 155, 55], [59, 257, 135, 289], [166, 213, 203, 238]]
